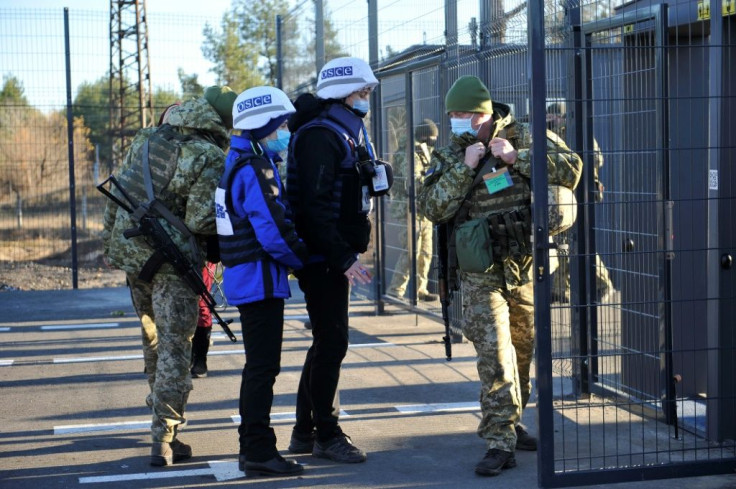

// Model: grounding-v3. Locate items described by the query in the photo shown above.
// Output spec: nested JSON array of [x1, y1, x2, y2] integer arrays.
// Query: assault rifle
[[98, 174, 237, 342], [436, 222, 453, 361]]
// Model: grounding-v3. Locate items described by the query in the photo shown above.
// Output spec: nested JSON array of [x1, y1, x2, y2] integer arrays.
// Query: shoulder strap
[[454, 156, 497, 226], [140, 138, 200, 264]]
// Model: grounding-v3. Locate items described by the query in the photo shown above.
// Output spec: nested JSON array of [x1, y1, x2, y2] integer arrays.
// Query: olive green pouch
[[454, 218, 494, 273]]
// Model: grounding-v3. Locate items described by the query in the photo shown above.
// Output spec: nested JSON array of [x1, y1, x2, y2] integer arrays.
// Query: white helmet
[[232, 86, 295, 131], [316, 57, 379, 100]]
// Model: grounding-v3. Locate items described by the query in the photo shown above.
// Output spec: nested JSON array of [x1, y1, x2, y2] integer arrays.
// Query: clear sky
[[1, 0, 234, 108], [0, 0, 468, 109]]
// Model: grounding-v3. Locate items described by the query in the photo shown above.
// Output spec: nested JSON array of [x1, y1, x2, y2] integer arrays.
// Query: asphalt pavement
[[0, 285, 734, 489]]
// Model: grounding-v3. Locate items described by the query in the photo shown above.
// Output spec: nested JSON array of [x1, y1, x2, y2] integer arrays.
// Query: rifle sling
[[141, 140, 201, 266]]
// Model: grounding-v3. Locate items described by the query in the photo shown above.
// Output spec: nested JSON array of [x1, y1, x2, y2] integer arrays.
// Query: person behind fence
[[546, 102, 614, 302], [102, 85, 237, 467], [285, 56, 391, 464], [388, 118, 439, 302], [418, 75, 582, 477], [216, 86, 309, 477]]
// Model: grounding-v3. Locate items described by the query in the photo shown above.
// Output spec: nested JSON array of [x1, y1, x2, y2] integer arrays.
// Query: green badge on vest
[[483, 167, 513, 195]]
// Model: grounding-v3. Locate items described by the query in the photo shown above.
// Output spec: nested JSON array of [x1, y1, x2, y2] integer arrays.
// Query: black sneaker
[[150, 438, 192, 466], [313, 433, 367, 463], [239, 454, 304, 477], [515, 425, 537, 451], [474, 448, 516, 476], [288, 429, 315, 454]]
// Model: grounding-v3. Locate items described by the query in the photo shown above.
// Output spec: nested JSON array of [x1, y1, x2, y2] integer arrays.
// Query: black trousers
[[237, 298, 284, 462], [294, 262, 350, 442]]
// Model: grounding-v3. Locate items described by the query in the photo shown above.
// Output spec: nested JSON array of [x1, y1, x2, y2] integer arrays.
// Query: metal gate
[[368, 1, 735, 486], [536, 1, 736, 486]]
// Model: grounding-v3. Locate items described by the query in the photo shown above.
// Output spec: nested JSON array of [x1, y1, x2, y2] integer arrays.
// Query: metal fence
[[1, 0, 735, 487]]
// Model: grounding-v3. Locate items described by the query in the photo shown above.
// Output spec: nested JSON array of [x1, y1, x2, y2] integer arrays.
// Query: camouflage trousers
[[127, 269, 198, 443], [551, 249, 614, 302], [461, 273, 535, 452], [388, 215, 434, 297]]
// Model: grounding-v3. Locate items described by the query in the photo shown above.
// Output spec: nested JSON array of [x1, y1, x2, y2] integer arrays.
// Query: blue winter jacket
[[216, 133, 308, 305]]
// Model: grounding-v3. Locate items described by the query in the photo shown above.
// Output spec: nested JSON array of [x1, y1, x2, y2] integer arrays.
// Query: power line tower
[[109, 0, 154, 170]]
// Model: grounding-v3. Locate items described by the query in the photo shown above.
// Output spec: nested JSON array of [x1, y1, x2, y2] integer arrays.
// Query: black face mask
[[425, 137, 437, 147]]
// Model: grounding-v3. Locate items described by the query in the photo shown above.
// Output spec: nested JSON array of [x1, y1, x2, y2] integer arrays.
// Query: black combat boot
[[190, 326, 211, 378], [474, 448, 516, 476]]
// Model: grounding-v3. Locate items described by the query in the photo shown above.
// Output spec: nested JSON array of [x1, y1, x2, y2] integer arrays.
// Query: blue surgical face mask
[[450, 117, 478, 137], [264, 129, 290, 154], [352, 99, 371, 116]]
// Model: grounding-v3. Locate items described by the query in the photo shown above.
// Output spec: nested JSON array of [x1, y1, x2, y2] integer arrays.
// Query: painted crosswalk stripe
[[55, 419, 150, 434], [394, 402, 479, 414], [41, 323, 120, 331]]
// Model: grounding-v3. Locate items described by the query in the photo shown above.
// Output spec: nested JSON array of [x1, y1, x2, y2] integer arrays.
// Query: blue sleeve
[[230, 159, 309, 269]]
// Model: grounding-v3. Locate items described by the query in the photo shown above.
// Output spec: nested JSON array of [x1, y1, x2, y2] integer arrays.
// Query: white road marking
[[207, 349, 242, 356], [48, 343, 391, 365], [53, 354, 142, 364], [230, 409, 350, 424], [285, 314, 310, 320], [394, 401, 479, 414], [79, 460, 249, 483], [0, 359, 13, 366], [41, 323, 120, 330], [54, 420, 150, 434]]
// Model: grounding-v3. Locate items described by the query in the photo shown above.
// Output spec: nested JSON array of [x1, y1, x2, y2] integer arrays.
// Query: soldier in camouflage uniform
[[388, 119, 439, 301], [546, 102, 614, 302], [418, 76, 582, 477], [102, 86, 237, 466]]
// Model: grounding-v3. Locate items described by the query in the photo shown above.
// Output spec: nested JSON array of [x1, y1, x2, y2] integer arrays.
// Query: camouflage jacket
[[102, 97, 229, 276], [417, 103, 582, 287], [555, 124, 604, 201], [389, 138, 434, 219]]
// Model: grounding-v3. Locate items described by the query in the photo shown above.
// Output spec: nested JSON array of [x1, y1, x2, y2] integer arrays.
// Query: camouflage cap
[[204, 86, 237, 129]]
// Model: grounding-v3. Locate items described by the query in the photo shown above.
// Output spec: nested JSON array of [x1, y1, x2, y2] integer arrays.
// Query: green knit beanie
[[204, 85, 237, 129], [444, 75, 493, 114]]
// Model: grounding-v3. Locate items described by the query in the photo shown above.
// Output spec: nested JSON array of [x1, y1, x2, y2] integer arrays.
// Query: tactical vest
[[454, 139, 533, 262], [215, 149, 271, 267], [117, 124, 191, 220], [286, 103, 366, 224]]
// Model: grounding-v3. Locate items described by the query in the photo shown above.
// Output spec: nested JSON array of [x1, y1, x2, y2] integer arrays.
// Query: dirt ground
[[0, 238, 126, 291], [0, 262, 126, 291]]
